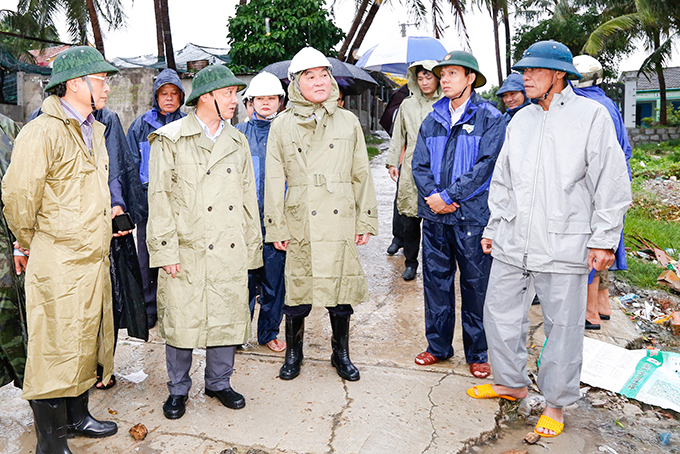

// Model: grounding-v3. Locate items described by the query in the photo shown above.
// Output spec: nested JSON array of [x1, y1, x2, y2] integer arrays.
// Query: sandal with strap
[[466, 384, 517, 401], [534, 414, 564, 438], [95, 374, 116, 390]]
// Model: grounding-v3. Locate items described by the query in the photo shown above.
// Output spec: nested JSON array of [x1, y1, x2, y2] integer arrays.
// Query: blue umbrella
[[356, 36, 450, 74]]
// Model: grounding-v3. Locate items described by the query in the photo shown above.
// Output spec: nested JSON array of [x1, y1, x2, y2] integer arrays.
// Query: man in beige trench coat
[[2, 46, 119, 454], [147, 65, 262, 420], [265, 47, 378, 382]]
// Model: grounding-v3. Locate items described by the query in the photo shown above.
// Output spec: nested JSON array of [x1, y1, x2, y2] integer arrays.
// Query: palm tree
[[585, 0, 679, 125], [154, 0, 175, 69], [474, 0, 505, 85]]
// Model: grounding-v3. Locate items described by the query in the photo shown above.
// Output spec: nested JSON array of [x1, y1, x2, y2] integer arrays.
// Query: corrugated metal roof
[[109, 43, 231, 71]]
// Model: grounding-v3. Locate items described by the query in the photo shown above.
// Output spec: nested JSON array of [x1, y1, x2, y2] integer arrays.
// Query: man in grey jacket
[[466, 41, 631, 438]]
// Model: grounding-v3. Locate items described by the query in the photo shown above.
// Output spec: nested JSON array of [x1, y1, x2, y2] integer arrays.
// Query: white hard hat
[[244, 72, 285, 99], [288, 47, 332, 80], [573, 55, 603, 88]]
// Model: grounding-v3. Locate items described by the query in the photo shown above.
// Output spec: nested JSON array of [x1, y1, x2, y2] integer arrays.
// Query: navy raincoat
[[496, 73, 531, 121], [572, 83, 632, 271]]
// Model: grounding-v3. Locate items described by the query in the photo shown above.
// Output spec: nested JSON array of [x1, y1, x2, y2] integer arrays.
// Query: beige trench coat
[[264, 77, 378, 307], [147, 112, 262, 349], [2, 95, 114, 399], [385, 60, 443, 217]]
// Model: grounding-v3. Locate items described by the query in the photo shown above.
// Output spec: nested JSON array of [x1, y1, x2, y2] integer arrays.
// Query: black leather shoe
[[163, 395, 188, 420], [585, 320, 601, 330], [205, 388, 245, 410], [402, 266, 416, 281], [386, 241, 402, 255], [65, 391, 117, 438]]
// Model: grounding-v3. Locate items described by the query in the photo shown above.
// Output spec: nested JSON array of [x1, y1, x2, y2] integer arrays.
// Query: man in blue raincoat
[[571, 55, 632, 329], [235, 72, 287, 353], [496, 73, 531, 121], [126, 69, 186, 328], [412, 51, 507, 379]]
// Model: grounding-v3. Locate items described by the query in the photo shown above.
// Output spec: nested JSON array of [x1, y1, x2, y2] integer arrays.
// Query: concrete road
[[0, 137, 642, 454]]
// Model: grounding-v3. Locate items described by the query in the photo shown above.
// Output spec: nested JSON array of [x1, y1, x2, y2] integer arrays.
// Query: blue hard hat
[[512, 40, 581, 79], [496, 73, 526, 97]]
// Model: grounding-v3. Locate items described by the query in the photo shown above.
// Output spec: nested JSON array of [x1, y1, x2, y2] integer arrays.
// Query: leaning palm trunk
[[86, 0, 105, 57]]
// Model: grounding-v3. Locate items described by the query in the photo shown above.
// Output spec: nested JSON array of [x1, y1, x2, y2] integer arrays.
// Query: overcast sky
[[3, 0, 679, 84]]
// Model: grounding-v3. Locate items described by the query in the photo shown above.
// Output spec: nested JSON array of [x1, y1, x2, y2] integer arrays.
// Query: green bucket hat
[[432, 51, 486, 88], [185, 65, 247, 107], [45, 46, 119, 91]]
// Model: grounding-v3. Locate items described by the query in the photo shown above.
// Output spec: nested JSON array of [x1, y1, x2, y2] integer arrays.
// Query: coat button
[[229, 205, 233, 211], [231, 243, 235, 248], [259, 245, 263, 250], [297, 148, 302, 153], [207, 170, 211, 175], [367, 210, 372, 215], [209, 244, 214, 250], [227, 168, 232, 173], [105, 164, 108, 170], [207, 206, 212, 212], [311, 210, 316, 216], [329, 144, 334, 149], [334, 209, 338, 214], [161, 241, 167, 246], [268, 218, 273, 223]]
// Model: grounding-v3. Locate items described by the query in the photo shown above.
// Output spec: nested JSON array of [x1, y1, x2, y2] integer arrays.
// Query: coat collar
[[180, 111, 245, 169], [431, 91, 484, 129]]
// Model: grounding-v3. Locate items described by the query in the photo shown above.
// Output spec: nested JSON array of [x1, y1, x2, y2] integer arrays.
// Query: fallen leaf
[[108, 408, 118, 415], [129, 423, 148, 440]]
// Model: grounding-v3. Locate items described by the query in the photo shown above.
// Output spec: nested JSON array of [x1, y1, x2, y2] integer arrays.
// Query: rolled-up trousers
[[483, 259, 587, 409]]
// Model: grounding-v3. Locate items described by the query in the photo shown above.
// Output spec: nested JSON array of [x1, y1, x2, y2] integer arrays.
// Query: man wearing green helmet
[[2, 45, 119, 454], [411, 51, 507, 380], [467, 40, 631, 438], [146, 65, 262, 419]]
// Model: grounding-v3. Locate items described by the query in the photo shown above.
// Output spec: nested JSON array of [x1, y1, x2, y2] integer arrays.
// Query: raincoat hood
[[406, 60, 443, 101], [496, 73, 526, 97], [152, 69, 185, 113], [288, 71, 340, 118]]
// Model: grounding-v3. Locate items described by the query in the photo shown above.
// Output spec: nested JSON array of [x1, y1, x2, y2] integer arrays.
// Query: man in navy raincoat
[[496, 73, 531, 121], [412, 51, 506, 378], [126, 69, 186, 328]]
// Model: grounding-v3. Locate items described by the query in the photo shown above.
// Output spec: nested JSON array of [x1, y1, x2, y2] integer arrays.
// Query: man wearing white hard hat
[[264, 47, 378, 382], [235, 72, 287, 353]]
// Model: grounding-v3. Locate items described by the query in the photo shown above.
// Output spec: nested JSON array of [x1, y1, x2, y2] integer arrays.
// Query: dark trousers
[[248, 242, 286, 344], [421, 220, 491, 364], [165, 344, 235, 396], [283, 304, 354, 318], [136, 218, 158, 322], [392, 188, 422, 269]]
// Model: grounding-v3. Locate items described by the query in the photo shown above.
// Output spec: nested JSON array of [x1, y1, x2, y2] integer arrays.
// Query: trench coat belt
[[286, 173, 352, 191]]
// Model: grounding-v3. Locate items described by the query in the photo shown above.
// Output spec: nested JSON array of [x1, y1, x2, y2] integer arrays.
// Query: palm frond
[[638, 33, 676, 77], [583, 13, 638, 54]]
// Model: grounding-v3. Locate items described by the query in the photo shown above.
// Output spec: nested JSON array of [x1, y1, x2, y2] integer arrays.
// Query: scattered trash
[[517, 395, 546, 417], [220, 449, 238, 454], [659, 432, 672, 445], [615, 420, 625, 428], [502, 451, 528, 454], [599, 446, 620, 454], [657, 270, 680, 292], [122, 369, 148, 384], [523, 432, 540, 444], [619, 294, 640, 303], [129, 423, 148, 440], [590, 398, 608, 407], [673, 312, 680, 335], [108, 408, 118, 415]]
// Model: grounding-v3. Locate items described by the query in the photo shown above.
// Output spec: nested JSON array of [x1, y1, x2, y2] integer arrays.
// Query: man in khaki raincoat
[[386, 60, 442, 281], [265, 47, 378, 382], [2, 46, 119, 454], [147, 65, 262, 420]]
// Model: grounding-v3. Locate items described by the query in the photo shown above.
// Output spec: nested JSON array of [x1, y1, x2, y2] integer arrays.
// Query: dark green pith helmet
[[45, 46, 119, 91], [432, 51, 486, 88], [185, 65, 247, 106]]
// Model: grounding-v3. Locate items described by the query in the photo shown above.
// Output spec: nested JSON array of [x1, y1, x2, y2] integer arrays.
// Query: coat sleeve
[[1, 124, 53, 249], [351, 120, 378, 235], [241, 143, 264, 269], [385, 106, 406, 168], [411, 121, 437, 200], [146, 134, 180, 267], [585, 108, 631, 251], [483, 132, 513, 240], [443, 112, 507, 203], [263, 121, 290, 243]]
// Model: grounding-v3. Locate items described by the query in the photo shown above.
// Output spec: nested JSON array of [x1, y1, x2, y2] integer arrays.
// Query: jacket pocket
[[547, 219, 591, 235]]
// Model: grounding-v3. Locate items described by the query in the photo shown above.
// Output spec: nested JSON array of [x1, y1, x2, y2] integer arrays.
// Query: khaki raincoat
[[264, 76, 378, 307], [385, 61, 443, 217], [147, 112, 262, 349], [2, 95, 114, 399]]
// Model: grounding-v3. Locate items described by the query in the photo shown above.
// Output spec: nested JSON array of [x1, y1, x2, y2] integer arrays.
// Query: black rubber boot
[[329, 313, 360, 381], [279, 315, 305, 380], [29, 398, 73, 454], [65, 390, 117, 438]]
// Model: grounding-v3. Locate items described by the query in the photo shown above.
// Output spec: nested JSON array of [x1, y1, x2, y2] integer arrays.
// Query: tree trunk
[[347, 0, 381, 64], [657, 63, 667, 125], [86, 0, 105, 58], [491, 2, 502, 86], [159, 0, 175, 70], [239, 0, 247, 5], [338, 0, 370, 61], [154, 0, 165, 62], [502, 4, 511, 77]]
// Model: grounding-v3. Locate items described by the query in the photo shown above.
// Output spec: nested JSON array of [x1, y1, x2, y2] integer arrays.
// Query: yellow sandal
[[534, 414, 564, 437], [466, 384, 517, 401]]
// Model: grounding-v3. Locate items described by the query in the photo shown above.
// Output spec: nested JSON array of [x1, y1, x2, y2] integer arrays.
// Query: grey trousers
[[165, 344, 236, 396], [483, 260, 587, 409]]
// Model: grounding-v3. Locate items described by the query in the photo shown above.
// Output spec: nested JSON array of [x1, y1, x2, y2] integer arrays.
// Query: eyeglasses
[[85, 74, 108, 85]]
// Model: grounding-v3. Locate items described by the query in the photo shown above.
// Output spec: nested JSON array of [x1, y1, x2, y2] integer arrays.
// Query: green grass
[[630, 140, 680, 179], [367, 146, 380, 159], [616, 256, 664, 290], [364, 133, 383, 145]]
